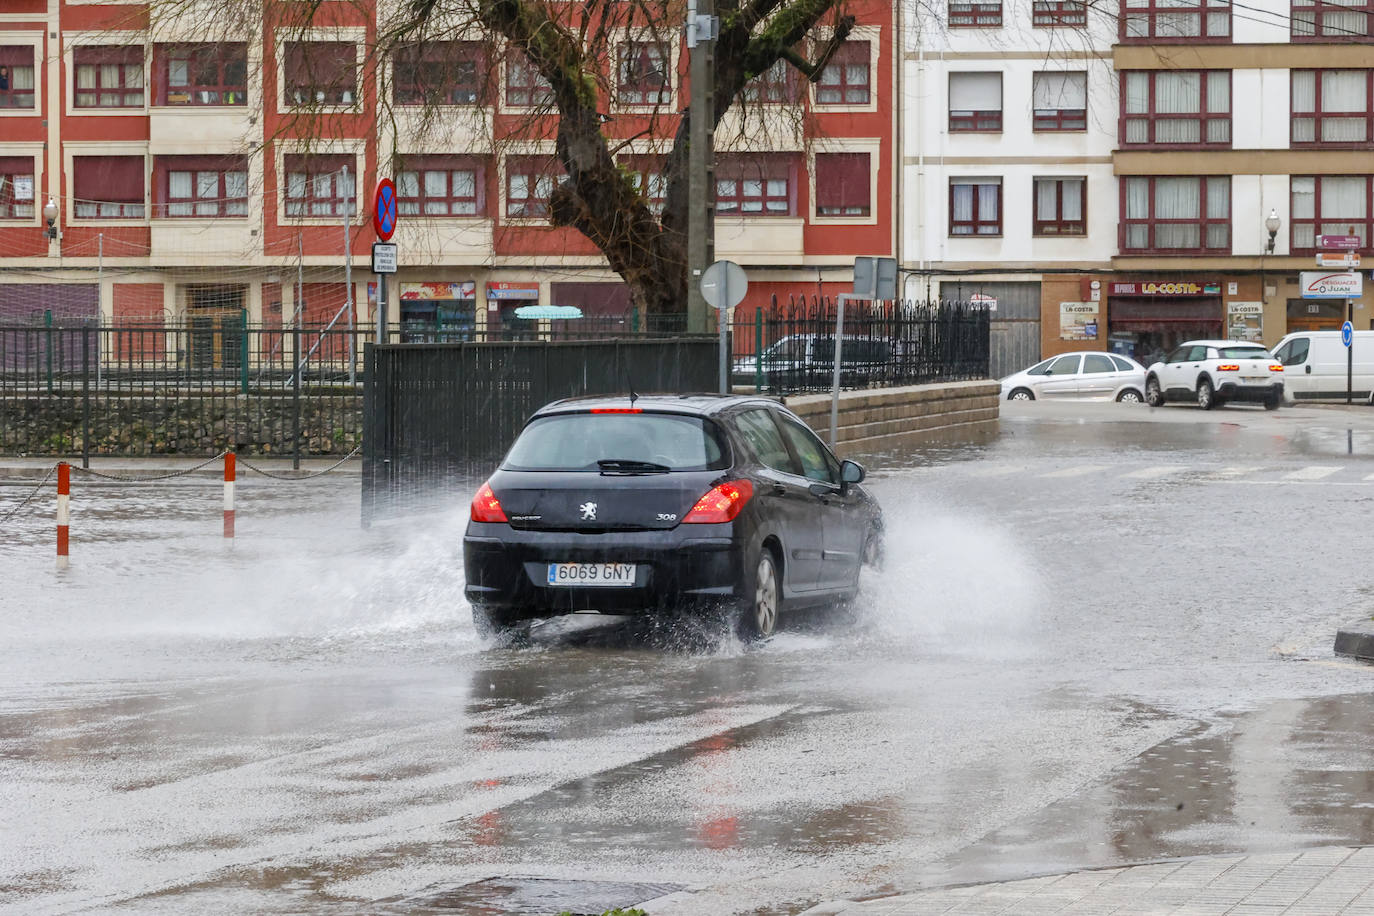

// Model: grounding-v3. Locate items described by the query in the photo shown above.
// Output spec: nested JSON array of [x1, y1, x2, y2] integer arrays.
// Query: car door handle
[[771, 484, 786, 497], [1306, 365, 1312, 374]]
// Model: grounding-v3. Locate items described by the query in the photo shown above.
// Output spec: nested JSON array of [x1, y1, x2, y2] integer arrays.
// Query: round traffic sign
[[700, 260, 747, 310], [373, 178, 397, 241], [1342, 320, 1355, 347]]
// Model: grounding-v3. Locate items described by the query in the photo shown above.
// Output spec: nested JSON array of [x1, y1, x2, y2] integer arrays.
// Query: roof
[[533, 393, 779, 418], [1181, 339, 1268, 348]]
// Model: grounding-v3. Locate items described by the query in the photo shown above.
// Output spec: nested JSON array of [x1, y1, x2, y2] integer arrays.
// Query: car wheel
[[861, 528, 885, 571], [738, 548, 780, 641], [1117, 388, 1143, 404], [1008, 387, 1034, 402], [1264, 393, 1281, 411], [1196, 377, 1215, 410], [1145, 377, 1165, 407]]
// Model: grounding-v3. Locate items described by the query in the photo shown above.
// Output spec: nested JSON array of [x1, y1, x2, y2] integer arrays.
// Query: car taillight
[[1217, 364, 1239, 371], [683, 480, 754, 524], [470, 481, 508, 523], [1270, 364, 1284, 372], [590, 408, 643, 414]]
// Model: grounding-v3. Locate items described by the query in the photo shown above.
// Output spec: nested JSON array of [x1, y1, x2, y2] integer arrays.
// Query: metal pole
[[96, 232, 102, 389], [44, 308, 53, 395], [377, 272, 388, 343], [717, 272, 728, 393], [1348, 297, 1354, 404], [343, 166, 355, 386], [296, 235, 304, 329], [239, 307, 249, 394], [754, 307, 763, 393], [81, 324, 90, 469], [292, 326, 301, 471], [830, 294, 848, 447], [686, 0, 715, 335]]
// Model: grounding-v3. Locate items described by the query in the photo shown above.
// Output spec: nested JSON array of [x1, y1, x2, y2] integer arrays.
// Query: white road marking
[[1122, 466, 1185, 480], [1284, 466, 1343, 480], [1212, 466, 1264, 478], [967, 465, 1026, 477], [1041, 465, 1111, 478]]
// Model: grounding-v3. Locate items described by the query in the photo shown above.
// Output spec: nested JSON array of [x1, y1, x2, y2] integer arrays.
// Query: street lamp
[[43, 198, 58, 240], [1264, 208, 1280, 254]]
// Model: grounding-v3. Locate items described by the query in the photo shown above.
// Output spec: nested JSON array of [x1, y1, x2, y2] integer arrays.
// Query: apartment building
[[0, 0, 896, 340], [903, 0, 1374, 373]]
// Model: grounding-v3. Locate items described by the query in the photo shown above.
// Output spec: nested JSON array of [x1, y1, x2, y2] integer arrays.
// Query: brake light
[[1270, 364, 1284, 372], [590, 408, 643, 414], [1216, 364, 1239, 371], [683, 480, 754, 524], [470, 481, 508, 523]]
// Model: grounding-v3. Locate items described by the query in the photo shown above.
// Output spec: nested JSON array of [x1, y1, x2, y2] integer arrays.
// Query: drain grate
[[398, 876, 685, 914]]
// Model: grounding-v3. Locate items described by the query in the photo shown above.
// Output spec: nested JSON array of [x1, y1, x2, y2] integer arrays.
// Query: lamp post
[[43, 198, 58, 240], [1264, 208, 1280, 254]]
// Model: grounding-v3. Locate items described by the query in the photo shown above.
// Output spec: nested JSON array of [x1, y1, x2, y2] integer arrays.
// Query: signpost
[[372, 179, 398, 341], [1343, 319, 1356, 404], [700, 259, 747, 394]]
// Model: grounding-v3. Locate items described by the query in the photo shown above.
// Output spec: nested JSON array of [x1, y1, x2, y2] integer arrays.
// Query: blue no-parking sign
[[1342, 320, 1355, 347]]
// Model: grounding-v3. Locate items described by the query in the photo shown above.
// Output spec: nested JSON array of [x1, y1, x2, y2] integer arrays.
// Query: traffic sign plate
[[1319, 234, 1362, 250], [1343, 320, 1355, 347], [700, 260, 747, 310], [1317, 252, 1361, 268], [371, 242, 398, 274], [373, 179, 398, 241]]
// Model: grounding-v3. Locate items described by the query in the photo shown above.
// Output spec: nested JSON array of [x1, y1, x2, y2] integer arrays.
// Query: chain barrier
[[238, 445, 362, 480], [69, 450, 231, 483], [0, 465, 57, 527]]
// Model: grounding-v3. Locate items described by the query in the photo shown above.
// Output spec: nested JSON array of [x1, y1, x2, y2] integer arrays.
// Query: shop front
[[485, 282, 541, 339], [1101, 279, 1224, 367], [1285, 298, 1345, 332], [399, 281, 476, 342]]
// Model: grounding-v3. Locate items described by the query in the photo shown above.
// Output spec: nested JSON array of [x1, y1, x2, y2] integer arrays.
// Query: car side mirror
[[840, 459, 865, 486]]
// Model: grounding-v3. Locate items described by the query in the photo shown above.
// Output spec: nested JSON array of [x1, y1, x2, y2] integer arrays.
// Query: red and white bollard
[[223, 452, 235, 539], [56, 461, 70, 570]]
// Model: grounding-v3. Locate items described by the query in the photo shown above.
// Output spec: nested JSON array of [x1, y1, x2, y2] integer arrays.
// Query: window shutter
[[816, 152, 870, 212], [949, 72, 1001, 110], [74, 156, 144, 203], [1034, 72, 1086, 108]]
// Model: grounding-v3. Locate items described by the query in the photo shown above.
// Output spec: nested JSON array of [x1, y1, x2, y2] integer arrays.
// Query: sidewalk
[[0, 454, 360, 481], [803, 847, 1374, 915]]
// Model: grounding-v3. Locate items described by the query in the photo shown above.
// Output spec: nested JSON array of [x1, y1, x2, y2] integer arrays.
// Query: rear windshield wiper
[[597, 458, 671, 473]]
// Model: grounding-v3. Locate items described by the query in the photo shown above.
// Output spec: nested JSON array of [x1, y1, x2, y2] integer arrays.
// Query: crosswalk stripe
[[1041, 465, 1111, 478], [1284, 466, 1343, 481], [968, 465, 1025, 477], [1213, 466, 1264, 478], [1122, 466, 1184, 480]]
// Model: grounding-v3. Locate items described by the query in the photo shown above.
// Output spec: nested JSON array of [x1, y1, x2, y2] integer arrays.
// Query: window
[[620, 156, 667, 215], [778, 415, 838, 484], [1275, 337, 1310, 366], [949, 1, 1003, 26], [397, 156, 484, 216], [505, 156, 560, 219], [950, 178, 1001, 236], [506, 54, 552, 107], [1121, 0, 1231, 41], [0, 157, 35, 218], [74, 46, 144, 108], [743, 59, 798, 103], [283, 42, 356, 106], [1084, 354, 1115, 374], [1291, 176, 1371, 251], [1292, 0, 1374, 40], [618, 41, 670, 106], [284, 155, 355, 217], [1033, 71, 1087, 130], [949, 72, 1002, 131], [393, 42, 484, 105], [157, 156, 248, 217], [1122, 176, 1230, 252], [736, 409, 796, 474], [0, 46, 36, 109], [159, 43, 247, 106], [1047, 354, 1081, 374], [73, 155, 145, 219], [815, 152, 871, 217], [1033, 0, 1088, 26], [1292, 70, 1372, 144], [1033, 177, 1086, 235], [1122, 70, 1230, 146], [715, 155, 795, 216], [816, 41, 870, 105], [1109, 355, 1135, 371]]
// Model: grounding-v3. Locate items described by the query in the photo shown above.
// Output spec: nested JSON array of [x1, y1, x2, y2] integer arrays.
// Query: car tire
[[1196, 377, 1216, 410], [861, 528, 885, 572], [1117, 388, 1144, 404], [738, 547, 780, 641], [1008, 387, 1035, 402], [1145, 377, 1165, 407], [1264, 393, 1281, 410]]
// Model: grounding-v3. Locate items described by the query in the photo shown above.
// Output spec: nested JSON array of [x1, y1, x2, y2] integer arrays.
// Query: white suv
[[1144, 340, 1284, 410]]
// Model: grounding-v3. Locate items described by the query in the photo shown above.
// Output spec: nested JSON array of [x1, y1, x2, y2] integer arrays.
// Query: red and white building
[[0, 0, 897, 337]]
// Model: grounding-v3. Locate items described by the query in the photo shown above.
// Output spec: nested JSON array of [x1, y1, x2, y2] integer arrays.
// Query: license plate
[[546, 563, 637, 587], [1243, 376, 1268, 383]]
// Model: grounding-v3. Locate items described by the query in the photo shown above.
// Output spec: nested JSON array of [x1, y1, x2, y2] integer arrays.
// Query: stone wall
[[0, 396, 362, 457], [784, 380, 1000, 454]]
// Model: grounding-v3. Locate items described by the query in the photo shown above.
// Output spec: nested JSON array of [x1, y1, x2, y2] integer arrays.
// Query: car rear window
[[1216, 346, 1272, 359], [503, 412, 730, 471]]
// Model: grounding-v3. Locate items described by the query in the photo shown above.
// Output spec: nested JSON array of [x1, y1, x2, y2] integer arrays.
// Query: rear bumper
[[1217, 381, 1283, 402], [463, 522, 746, 615]]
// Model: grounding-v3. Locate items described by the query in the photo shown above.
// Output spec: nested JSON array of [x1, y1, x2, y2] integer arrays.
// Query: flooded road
[[1, 402, 1373, 914]]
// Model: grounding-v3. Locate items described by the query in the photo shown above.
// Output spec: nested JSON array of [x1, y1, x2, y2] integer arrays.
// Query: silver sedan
[[1000, 352, 1148, 403]]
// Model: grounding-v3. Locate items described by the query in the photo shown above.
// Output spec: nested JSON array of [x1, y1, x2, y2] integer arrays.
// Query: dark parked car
[[464, 394, 884, 639]]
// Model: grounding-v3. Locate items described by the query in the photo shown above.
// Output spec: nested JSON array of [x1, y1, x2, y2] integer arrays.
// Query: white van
[[1271, 330, 1374, 403]]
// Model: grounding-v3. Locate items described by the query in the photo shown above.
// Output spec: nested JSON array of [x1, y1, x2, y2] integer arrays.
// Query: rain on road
[[2, 401, 1373, 915]]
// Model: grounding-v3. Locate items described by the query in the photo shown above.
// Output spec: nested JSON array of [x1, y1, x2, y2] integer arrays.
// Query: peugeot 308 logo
[[579, 501, 597, 521]]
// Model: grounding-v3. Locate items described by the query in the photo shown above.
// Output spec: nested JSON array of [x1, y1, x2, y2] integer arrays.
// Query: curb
[[1334, 617, 1374, 661]]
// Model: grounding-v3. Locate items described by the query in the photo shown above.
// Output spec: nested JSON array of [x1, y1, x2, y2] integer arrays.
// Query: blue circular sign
[[373, 179, 397, 241], [1342, 320, 1354, 347]]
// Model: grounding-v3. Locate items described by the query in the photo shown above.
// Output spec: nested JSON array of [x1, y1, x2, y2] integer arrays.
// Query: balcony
[[393, 218, 495, 264], [150, 219, 257, 265], [150, 107, 257, 153], [389, 106, 494, 155], [714, 217, 804, 264]]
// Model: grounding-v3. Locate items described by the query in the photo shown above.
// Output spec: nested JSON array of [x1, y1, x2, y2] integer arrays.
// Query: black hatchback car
[[463, 394, 883, 639]]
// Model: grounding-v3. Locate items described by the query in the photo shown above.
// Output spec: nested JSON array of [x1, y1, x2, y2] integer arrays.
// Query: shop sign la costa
[[1109, 281, 1222, 296]]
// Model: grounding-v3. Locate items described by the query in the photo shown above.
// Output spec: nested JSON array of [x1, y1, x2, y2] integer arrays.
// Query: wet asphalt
[[1, 401, 1373, 914]]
